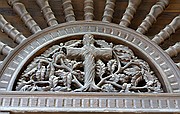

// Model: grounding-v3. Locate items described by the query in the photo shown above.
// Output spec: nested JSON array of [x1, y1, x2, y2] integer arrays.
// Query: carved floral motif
[[16, 34, 163, 93]]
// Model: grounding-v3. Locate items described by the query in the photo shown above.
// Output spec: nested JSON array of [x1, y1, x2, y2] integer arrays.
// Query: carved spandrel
[[102, 0, 116, 23], [165, 42, 180, 57], [136, 0, 169, 34], [16, 34, 163, 93], [152, 15, 180, 45], [8, 0, 42, 34], [0, 14, 26, 44], [84, 0, 94, 21], [36, 0, 58, 26], [119, 0, 141, 27], [0, 41, 13, 56], [62, 0, 76, 22]]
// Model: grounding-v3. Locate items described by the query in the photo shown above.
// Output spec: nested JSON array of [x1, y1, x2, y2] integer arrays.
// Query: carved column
[[165, 42, 180, 57], [102, 0, 116, 22], [84, 0, 94, 21], [36, 0, 58, 26], [136, 0, 169, 34], [0, 14, 26, 44], [0, 42, 13, 56], [7, 0, 42, 34], [152, 15, 180, 45], [119, 0, 141, 27], [62, 0, 76, 22]]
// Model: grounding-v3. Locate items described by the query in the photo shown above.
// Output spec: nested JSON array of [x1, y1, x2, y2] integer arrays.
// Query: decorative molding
[[136, 0, 169, 34], [152, 15, 180, 45], [62, 0, 76, 22], [15, 34, 162, 93], [165, 42, 180, 57], [0, 21, 179, 92], [0, 14, 26, 44], [84, 0, 94, 21], [102, 0, 116, 22], [8, 0, 42, 34], [0, 1, 178, 113], [0, 42, 13, 56], [119, 0, 141, 27], [36, 0, 58, 26], [0, 92, 179, 113]]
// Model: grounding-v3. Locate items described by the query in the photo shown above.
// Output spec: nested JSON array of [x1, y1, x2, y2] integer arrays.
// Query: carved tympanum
[[15, 34, 163, 93]]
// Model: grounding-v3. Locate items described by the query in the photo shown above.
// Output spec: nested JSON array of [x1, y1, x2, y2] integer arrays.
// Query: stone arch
[[0, 0, 179, 113]]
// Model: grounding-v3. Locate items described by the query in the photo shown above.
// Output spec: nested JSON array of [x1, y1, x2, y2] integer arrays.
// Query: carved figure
[[64, 34, 112, 91], [16, 34, 163, 93]]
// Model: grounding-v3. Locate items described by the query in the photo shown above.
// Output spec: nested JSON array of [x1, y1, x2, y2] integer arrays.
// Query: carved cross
[[64, 34, 112, 91]]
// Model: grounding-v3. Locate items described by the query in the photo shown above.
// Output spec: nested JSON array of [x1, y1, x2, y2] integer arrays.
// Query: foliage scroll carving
[[15, 34, 163, 93]]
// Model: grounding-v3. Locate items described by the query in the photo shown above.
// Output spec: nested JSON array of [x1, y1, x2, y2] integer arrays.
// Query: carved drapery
[[16, 34, 162, 93]]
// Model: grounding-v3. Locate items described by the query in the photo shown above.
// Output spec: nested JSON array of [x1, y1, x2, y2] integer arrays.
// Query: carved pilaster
[[36, 0, 58, 26], [136, 0, 169, 34], [0, 42, 13, 56], [165, 42, 180, 57], [84, 0, 94, 21], [62, 0, 76, 22], [152, 15, 180, 45], [119, 0, 141, 27], [7, 0, 41, 34], [0, 14, 26, 44], [102, 0, 116, 23]]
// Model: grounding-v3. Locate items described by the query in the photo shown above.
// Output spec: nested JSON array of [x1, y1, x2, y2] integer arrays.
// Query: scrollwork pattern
[[16, 34, 163, 93]]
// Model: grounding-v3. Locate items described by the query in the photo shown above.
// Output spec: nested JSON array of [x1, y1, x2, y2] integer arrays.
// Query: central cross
[[64, 34, 112, 91]]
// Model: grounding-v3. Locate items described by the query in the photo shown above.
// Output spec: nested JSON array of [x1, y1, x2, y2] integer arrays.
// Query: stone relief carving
[[16, 34, 163, 93]]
